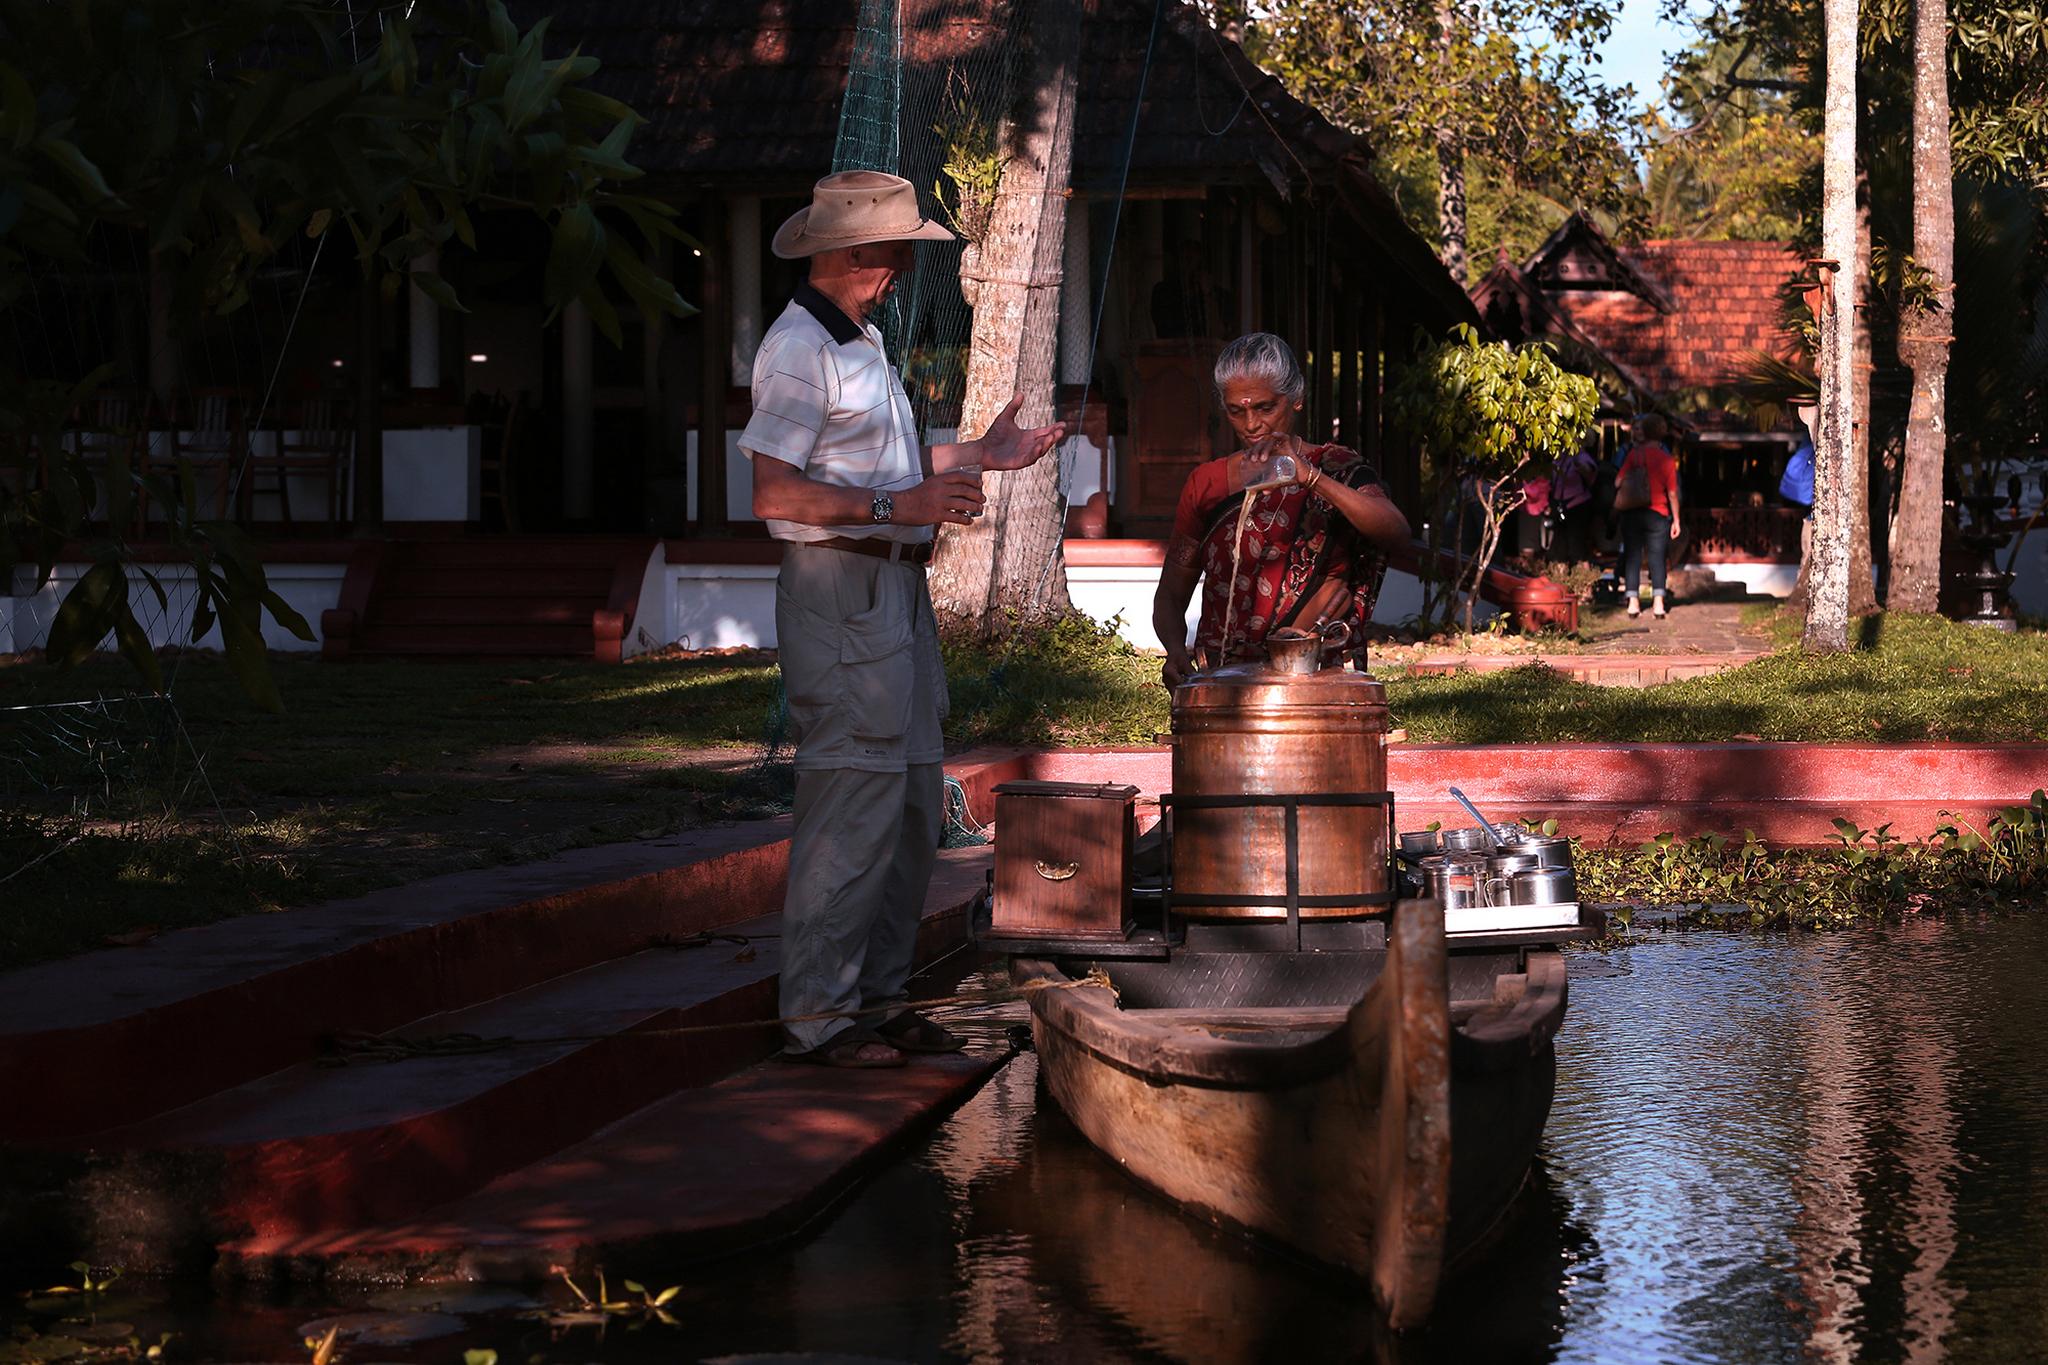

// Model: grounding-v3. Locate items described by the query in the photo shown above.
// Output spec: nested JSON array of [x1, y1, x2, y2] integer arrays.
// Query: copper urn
[[1167, 627, 1392, 919]]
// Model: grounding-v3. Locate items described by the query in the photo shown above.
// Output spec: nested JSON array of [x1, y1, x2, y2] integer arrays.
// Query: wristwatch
[[870, 490, 894, 524]]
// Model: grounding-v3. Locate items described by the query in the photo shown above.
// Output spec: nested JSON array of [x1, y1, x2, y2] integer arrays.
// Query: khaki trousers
[[774, 542, 948, 1052]]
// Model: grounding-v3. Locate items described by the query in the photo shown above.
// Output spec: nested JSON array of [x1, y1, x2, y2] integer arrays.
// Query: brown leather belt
[[807, 535, 934, 567]]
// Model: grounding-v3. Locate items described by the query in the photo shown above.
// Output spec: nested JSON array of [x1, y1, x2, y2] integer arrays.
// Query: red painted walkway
[[221, 1047, 1008, 1283], [951, 744, 2048, 846]]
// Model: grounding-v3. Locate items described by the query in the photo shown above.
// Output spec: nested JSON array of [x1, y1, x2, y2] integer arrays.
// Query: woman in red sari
[[1153, 333, 1412, 686]]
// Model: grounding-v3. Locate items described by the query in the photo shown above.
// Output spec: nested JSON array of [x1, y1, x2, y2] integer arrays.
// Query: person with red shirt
[[1616, 413, 1682, 618], [1152, 333, 1412, 686]]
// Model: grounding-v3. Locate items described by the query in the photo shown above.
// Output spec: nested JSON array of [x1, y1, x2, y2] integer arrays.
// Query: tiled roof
[[510, 0, 1353, 192], [1546, 239, 1806, 394], [502, 0, 1478, 326]]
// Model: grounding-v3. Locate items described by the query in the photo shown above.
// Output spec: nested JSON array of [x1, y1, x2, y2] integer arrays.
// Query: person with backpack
[[1613, 413, 1682, 618], [1778, 436, 1816, 564], [1550, 440, 1601, 562]]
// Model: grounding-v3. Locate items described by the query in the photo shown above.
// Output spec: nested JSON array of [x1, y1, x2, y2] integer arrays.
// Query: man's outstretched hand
[[978, 396, 1067, 471]]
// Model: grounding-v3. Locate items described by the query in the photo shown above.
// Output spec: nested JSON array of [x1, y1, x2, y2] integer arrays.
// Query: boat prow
[[1015, 898, 1571, 1329]]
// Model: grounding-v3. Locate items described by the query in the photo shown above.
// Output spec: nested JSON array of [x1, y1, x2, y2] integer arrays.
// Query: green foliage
[[1644, 35, 1817, 240], [1389, 324, 1601, 632], [1247, 0, 1643, 277], [1576, 793, 2048, 929], [942, 612, 1166, 749], [0, 0, 692, 707], [1390, 325, 1602, 476], [1684, 0, 2048, 189]]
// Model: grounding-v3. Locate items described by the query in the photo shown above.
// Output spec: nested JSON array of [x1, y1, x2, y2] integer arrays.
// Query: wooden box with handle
[[991, 780, 1138, 942]]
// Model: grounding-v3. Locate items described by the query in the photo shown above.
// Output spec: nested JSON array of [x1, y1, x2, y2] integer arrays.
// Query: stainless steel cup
[[1399, 830, 1440, 859], [1441, 826, 1493, 853], [1501, 836, 1572, 870], [1423, 856, 1484, 909], [1510, 866, 1577, 905]]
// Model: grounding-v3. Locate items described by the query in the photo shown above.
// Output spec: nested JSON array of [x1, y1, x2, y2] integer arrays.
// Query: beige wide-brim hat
[[771, 170, 957, 259]]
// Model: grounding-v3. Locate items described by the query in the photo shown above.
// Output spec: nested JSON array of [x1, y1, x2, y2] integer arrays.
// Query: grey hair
[[1213, 332, 1306, 405]]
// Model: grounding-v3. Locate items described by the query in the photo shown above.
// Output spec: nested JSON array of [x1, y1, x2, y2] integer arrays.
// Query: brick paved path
[[1580, 596, 1771, 656], [1405, 590, 1779, 685]]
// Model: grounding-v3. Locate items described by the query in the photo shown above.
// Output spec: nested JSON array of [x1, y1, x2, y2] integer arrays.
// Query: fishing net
[[832, 0, 1021, 441]]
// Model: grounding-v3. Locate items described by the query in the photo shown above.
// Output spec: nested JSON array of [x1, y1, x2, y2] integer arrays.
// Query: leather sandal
[[876, 1009, 966, 1053], [780, 1027, 906, 1069]]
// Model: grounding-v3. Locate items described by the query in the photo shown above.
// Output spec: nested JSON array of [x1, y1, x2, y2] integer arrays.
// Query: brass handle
[[1035, 859, 1080, 882]]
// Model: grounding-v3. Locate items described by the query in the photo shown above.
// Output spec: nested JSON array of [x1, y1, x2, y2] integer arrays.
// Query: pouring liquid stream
[[1214, 456, 1296, 666]]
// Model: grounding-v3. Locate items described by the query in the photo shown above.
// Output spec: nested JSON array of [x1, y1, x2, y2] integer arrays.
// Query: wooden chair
[[66, 387, 157, 535], [167, 387, 248, 524], [248, 394, 354, 532], [478, 393, 524, 532]]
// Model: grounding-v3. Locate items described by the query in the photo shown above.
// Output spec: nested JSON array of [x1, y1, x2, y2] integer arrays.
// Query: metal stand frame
[[1160, 789, 1398, 950]]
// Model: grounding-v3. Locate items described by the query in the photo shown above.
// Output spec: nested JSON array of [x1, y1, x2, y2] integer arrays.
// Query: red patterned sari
[[1168, 443, 1389, 669]]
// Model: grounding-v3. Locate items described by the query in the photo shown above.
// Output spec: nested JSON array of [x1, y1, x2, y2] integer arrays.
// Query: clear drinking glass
[[1244, 454, 1298, 491]]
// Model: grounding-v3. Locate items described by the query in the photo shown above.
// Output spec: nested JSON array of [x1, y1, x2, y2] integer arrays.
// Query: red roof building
[[1473, 214, 1813, 560]]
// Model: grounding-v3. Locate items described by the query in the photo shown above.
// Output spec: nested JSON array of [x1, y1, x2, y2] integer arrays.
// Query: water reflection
[[1547, 913, 2048, 1365], [6, 914, 2046, 1363]]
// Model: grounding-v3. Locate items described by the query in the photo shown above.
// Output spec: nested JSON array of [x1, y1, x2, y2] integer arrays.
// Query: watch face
[[871, 491, 893, 523]]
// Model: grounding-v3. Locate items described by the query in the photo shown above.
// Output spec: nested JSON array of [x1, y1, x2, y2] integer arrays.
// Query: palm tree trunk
[[927, 0, 1082, 637], [1849, 196, 1878, 616], [1887, 0, 1956, 614], [1804, 0, 1858, 653]]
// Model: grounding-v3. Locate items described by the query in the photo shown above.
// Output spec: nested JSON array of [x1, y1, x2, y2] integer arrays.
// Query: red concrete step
[[376, 568, 613, 598], [384, 538, 653, 568], [0, 820, 796, 1141], [88, 855, 978, 1247], [222, 1047, 1011, 1284], [336, 536, 656, 662], [368, 597, 609, 628], [72, 851, 989, 1270], [352, 623, 597, 654]]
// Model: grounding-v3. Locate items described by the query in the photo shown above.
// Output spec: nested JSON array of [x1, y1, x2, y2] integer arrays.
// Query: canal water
[[8, 911, 2047, 1363]]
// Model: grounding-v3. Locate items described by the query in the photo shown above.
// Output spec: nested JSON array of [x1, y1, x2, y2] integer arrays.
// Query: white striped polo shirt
[[739, 282, 930, 546]]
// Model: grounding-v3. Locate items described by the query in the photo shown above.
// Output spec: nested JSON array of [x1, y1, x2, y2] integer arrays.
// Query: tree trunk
[[1887, 0, 1956, 614], [1804, 0, 1857, 653], [927, 0, 1082, 638], [1433, 1, 1469, 285], [1437, 131, 1469, 287], [1848, 197, 1878, 616]]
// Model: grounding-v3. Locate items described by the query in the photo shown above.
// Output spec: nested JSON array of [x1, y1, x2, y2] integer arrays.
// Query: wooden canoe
[[1013, 898, 1569, 1329]]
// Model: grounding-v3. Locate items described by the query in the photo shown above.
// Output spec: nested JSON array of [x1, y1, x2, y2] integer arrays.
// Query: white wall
[[4, 563, 345, 654], [659, 559, 1472, 653], [2008, 527, 2046, 619]]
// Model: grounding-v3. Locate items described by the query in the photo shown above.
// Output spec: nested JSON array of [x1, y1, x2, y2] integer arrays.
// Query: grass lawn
[[2, 610, 2044, 968]]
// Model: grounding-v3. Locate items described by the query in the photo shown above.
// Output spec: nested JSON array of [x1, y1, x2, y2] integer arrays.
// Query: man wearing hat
[[744, 170, 1066, 1068]]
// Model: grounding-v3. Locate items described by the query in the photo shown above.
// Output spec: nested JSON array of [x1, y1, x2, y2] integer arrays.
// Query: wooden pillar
[[148, 254, 179, 406], [1311, 212, 1334, 443], [727, 195, 762, 385], [696, 199, 729, 534], [1362, 289, 1385, 482], [1336, 274, 1359, 451], [1237, 195, 1259, 334], [643, 236, 671, 477], [354, 273, 383, 532], [561, 299, 593, 521], [407, 248, 441, 391]]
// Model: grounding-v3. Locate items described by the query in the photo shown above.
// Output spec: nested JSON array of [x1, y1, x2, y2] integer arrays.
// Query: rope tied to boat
[[314, 969, 1116, 1067]]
